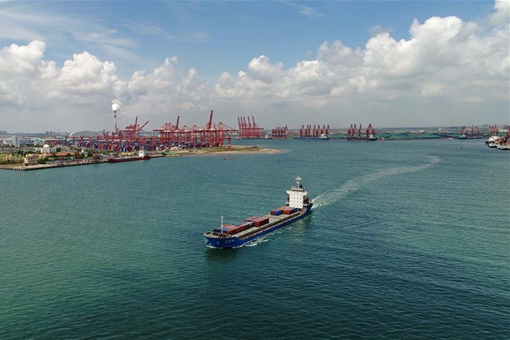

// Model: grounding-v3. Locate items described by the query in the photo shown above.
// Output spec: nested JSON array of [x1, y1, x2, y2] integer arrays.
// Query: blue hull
[[205, 204, 313, 249]]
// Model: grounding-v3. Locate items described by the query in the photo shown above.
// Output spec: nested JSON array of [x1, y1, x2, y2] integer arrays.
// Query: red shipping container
[[226, 224, 251, 235], [253, 217, 269, 227], [244, 216, 259, 222], [282, 207, 293, 215], [213, 224, 235, 233]]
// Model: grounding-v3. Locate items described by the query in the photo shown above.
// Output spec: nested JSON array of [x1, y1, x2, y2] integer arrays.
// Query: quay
[[0, 153, 166, 171], [0, 159, 107, 171]]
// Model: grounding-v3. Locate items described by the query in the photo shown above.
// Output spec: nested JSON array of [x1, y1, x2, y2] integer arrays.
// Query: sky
[[0, 0, 508, 133]]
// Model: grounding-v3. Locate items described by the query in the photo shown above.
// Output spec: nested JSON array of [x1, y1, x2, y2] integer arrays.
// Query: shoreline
[[166, 145, 279, 157], [0, 146, 279, 171]]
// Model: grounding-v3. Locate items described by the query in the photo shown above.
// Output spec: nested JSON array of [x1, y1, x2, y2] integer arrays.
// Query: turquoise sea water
[[0, 139, 508, 339]]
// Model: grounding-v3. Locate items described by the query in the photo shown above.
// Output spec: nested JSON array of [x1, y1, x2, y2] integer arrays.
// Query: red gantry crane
[[237, 116, 264, 138], [154, 110, 238, 147]]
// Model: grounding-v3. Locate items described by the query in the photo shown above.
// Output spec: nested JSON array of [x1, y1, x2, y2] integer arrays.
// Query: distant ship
[[204, 177, 313, 249], [346, 134, 377, 141], [108, 150, 151, 163], [485, 135, 500, 145], [346, 123, 377, 141], [294, 133, 329, 140]]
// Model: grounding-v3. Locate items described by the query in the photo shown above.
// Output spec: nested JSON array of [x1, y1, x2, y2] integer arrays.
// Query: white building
[[24, 154, 39, 166], [41, 144, 56, 154], [2, 136, 21, 147]]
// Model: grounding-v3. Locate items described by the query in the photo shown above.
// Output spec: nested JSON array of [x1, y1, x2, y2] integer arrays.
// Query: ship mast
[[220, 214, 224, 234]]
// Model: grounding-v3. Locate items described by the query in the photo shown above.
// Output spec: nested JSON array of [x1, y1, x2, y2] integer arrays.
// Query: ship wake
[[312, 155, 440, 209]]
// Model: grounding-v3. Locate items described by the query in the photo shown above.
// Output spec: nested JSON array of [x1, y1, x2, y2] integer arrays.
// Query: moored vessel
[[346, 134, 377, 141], [204, 177, 313, 249], [294, 134, 329, 140]]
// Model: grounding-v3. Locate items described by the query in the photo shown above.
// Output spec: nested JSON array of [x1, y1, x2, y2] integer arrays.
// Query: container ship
[[204, 177, 313, 249], [108, 149, 151, 163]]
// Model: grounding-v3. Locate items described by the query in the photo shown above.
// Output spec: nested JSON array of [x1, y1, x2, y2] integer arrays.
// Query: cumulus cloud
[[368, 25, 394, 36], [0, 41, 212, 130], [490, 0, 509, 26], [0, 0, 508, 131], [0, 40, 46, 75], [215, 9, 509, 114]]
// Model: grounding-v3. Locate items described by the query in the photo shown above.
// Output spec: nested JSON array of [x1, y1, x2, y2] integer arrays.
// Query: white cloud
[[281, 1, 324, 19], [248, 55, 284, 83], [0, 40, 46, 75], [0, 0, 508, 132], [490, 0, 509, 26], [368, 25, 394, 36], [218, 11, 508, 104], [421, 83, 443, 97]]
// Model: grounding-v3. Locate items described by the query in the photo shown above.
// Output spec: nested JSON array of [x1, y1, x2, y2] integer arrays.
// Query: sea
[[0, 138, 508, 340]]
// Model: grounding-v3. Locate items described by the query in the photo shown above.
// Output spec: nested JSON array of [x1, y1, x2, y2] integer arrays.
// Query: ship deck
[[236, 211, 302, 240]]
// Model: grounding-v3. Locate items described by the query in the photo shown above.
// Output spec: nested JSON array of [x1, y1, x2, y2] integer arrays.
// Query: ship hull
[[204, 204, 313, 249]]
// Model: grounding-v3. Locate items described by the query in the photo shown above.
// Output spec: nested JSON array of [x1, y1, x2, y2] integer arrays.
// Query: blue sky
[[0, 1, 508, 133], [21, 1, 493, 76]]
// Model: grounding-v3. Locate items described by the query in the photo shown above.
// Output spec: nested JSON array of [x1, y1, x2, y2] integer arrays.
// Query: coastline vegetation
[[0, 144, 266, 167]]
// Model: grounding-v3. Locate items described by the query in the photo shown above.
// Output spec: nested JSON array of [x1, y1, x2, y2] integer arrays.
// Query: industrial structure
[[296, 124, 330, 139], [65, 110, 237, 151], [154, 110, 237, 147], [237, 116, 264, 139], [271, 126, 288, 139], [459, 125, 481, 139], [488, 125, 499, 137], [346, 123, 376, 139]]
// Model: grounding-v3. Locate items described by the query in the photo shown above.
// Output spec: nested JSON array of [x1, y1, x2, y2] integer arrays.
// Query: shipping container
[[225, 224, 251, 235], [270, 209, 283, 216], [282, 207, 298, 215], [253, 217, 270, 227], [244, 216, 259, 222]]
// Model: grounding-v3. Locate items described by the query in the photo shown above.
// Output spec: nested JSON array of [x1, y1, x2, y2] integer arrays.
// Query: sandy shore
[[165, 145, 280, 157], [0, 146, 281, 170]]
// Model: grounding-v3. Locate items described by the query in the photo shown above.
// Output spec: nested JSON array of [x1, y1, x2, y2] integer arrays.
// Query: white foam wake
[[312, 155, 440, 209]]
